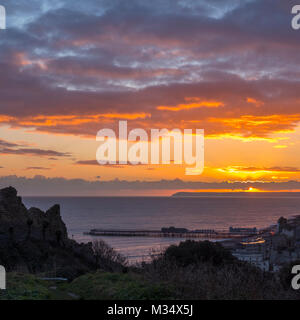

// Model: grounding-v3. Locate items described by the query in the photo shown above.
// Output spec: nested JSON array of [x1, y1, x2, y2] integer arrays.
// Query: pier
[[85, 228, 259, 239]]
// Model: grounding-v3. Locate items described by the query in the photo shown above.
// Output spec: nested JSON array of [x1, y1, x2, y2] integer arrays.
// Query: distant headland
[[171, 191, 300, 197]]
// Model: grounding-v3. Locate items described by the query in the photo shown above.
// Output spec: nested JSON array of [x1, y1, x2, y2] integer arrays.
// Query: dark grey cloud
[[26, 167, 51, 170], [0, 147, 71, 157], [0, 140, 68, 159], [0, 139, 19, 148], [0, 175, 300, 196], [75, 160, 149, 168], [75, 160, 99, 165]]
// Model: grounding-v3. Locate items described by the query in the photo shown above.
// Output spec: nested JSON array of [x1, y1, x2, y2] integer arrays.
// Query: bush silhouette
[[164, 240, 235, 267]]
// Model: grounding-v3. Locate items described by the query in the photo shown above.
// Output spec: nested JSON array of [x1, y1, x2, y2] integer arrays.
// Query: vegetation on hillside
[[1, 240, 299, 300], [66, 271, 173, 300], [0, 273, 54, 300], [140, 240, 296, 300]]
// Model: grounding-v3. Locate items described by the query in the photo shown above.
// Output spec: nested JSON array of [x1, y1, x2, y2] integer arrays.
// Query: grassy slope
[[0, 273, 56, 300], [0, 271, 174, 300], [64, 271, 174, 300]]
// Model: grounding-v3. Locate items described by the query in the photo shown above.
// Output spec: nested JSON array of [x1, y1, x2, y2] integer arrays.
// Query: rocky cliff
[[0, 187, 97, 279]]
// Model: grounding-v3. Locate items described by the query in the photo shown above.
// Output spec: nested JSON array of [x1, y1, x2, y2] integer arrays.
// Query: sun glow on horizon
[[246, 187, 261, 192]]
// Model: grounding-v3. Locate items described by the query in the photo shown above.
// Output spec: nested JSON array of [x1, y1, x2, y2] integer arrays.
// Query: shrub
[[163, 240, 236, 267], [92, 239, 127, 272], [141, 240, 296, 300]]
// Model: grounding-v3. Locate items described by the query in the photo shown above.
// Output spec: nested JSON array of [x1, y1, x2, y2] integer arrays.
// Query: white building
[[232, 238, 270, 271], [232, 250, 269, 271]]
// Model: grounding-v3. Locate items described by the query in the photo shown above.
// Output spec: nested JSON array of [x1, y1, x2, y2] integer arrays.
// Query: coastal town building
[[229, 227, 257, 235], [231, 238, 269, 271], [231, 215, 300, 272]]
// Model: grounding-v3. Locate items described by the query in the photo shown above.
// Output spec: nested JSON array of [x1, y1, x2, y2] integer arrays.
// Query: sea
[[23, 193, 300, 263]]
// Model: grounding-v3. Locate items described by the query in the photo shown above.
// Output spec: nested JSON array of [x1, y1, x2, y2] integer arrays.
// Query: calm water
[[23, 193, 300, 262]]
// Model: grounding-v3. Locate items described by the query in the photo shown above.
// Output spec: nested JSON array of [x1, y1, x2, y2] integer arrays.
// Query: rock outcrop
[[0, 186, 97, 279]]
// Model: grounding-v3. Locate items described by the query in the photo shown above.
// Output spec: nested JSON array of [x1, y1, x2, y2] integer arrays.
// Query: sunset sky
[[1, 0, 300, 195]]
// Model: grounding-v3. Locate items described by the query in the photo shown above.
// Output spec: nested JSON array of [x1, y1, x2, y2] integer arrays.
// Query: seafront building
[[231, 238, 269, 271], [230, 215, 300, 272]]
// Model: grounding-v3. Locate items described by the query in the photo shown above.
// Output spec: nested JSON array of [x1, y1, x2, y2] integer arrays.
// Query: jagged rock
[[0, 187, 68, 242], [46, 204, 68, 241], [0, 186, 28, 238], [0, 186, 97, 279]]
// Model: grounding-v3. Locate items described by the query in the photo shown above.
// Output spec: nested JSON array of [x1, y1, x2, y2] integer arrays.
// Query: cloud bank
[[1, 175, 300, 196]]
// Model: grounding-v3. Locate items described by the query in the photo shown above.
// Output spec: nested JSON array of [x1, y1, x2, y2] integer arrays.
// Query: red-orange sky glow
[[1, 1, 300, 195]]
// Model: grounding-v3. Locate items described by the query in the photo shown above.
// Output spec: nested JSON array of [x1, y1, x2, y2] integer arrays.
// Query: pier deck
[[85, 229, 258, 239]]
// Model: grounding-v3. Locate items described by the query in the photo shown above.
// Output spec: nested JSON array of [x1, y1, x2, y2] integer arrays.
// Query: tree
[[277, 216, 288, 233], [92, 239, 127, 271], [163, 240, 236, 267]]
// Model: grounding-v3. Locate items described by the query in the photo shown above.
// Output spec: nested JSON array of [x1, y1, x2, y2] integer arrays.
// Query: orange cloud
[[217, 166, 300, 176], [206, 133, 282, 143], [0, 115, 14, 122], [157, 97, 224, 111], [246, 97, 264, 107], [14, 52, 48, 70], [209, 114, 300, 127], [0, 113, 151, 128], [207, 114, 300, 139]]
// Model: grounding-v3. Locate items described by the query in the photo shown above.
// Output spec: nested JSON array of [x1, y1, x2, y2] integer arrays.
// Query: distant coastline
[[172, 191, 300, 198]]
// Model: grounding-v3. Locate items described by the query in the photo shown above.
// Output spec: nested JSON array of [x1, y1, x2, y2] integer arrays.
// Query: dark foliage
[[163, 240, 236, 267], [141, 240, 298, 300]]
